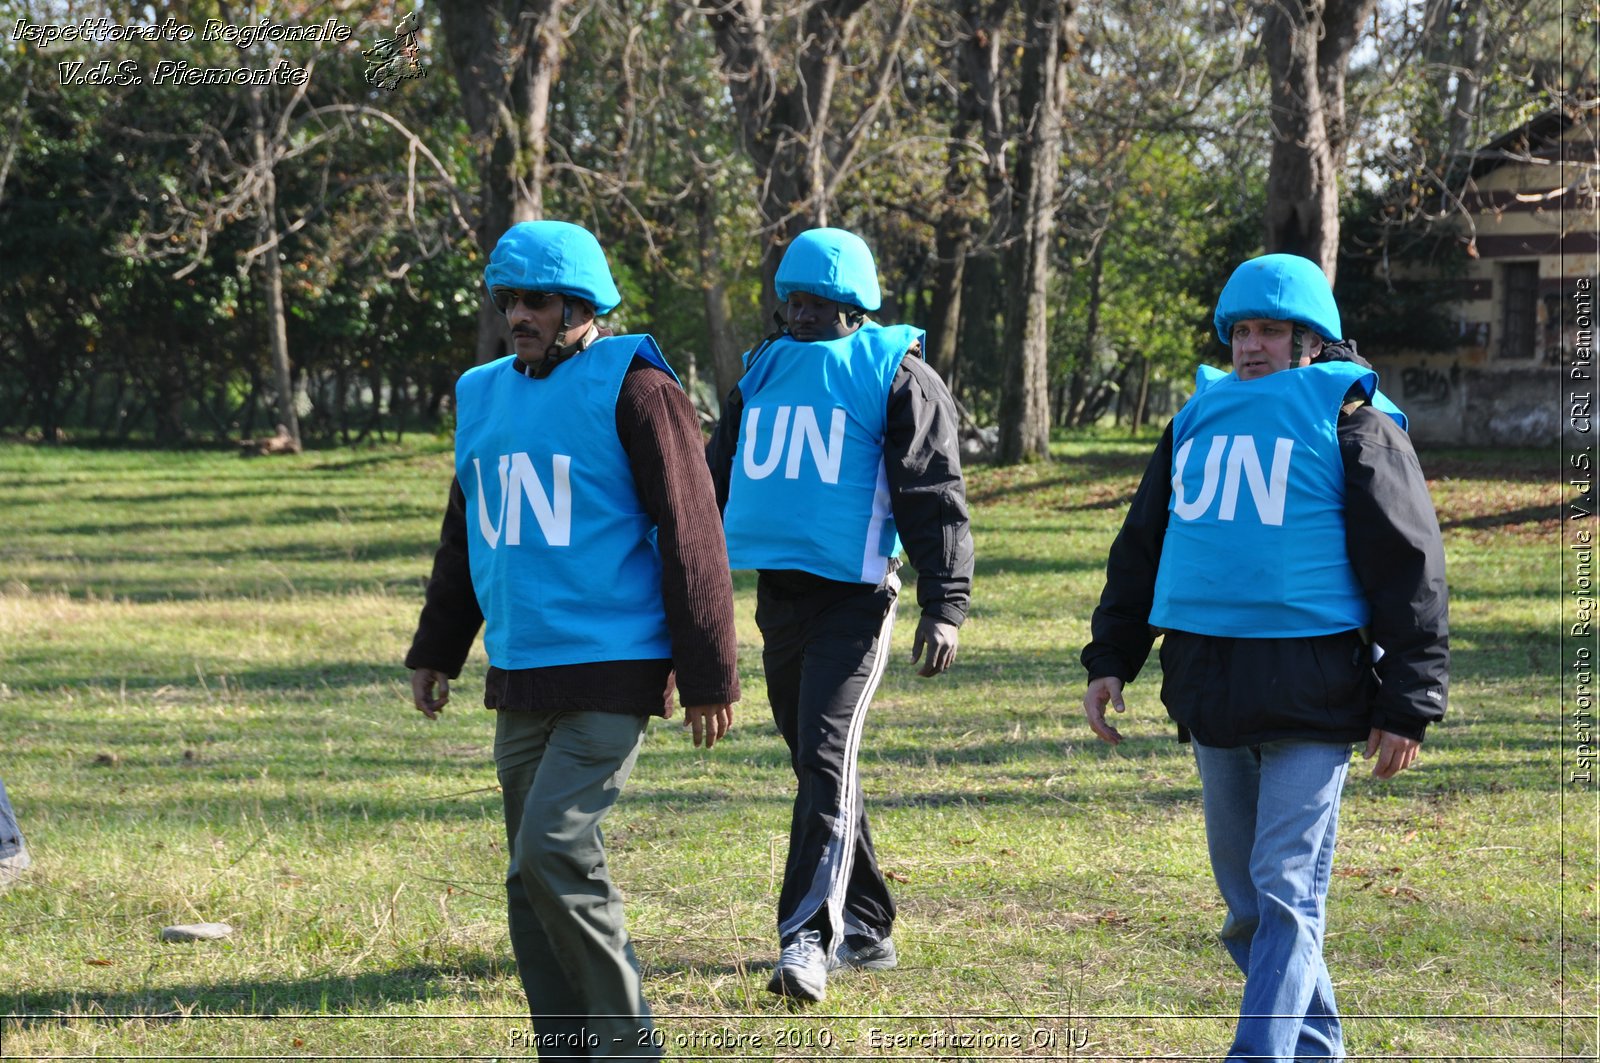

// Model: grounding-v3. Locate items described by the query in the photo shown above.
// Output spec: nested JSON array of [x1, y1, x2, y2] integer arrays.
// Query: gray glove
[[910, 616, 959, 677]]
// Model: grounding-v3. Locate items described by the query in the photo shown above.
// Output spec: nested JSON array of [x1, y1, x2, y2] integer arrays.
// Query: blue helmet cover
[[774, 228, 882, 312], [484, 221, 622, 315], [1213, 253, 1342, 344]]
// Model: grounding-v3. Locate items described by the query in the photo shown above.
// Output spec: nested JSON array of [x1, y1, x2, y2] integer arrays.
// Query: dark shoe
[[766, 929, 827, 1002], [832, 934, 897, 971]]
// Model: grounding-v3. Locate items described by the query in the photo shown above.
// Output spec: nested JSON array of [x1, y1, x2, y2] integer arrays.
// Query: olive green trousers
[[494, 710, 660, 1061]]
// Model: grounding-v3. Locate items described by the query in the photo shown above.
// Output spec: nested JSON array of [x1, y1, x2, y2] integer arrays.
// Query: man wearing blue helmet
[[1079, 253, 1449, 1060], [707, 228, 974, 1002], [406, 221, 740, 1059]]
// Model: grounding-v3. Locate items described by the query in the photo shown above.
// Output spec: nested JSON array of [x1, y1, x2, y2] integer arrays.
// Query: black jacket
[[1081, 388, 1449, 747], [706, 338, 974, 626]]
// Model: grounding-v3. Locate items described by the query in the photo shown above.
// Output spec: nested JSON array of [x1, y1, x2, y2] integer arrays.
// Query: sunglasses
[[490, 288, 560, 313]]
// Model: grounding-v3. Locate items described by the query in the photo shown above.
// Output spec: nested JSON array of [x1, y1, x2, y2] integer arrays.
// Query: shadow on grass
[[310, 451, 443, 475], [968, 472, 1079, 505], [1418, 450, 1557, 483], [4, 661, 401, 694], [8, 576, 427, 604], [973, 554, 1106, 579], [1439, 502, 1561, 531], [870, 781, 1205, 811], [23, 785, 508, 824], [31, 503, 430, 533], [967, 450, 1151, 505], [2, 953, 510, 1022], [642, 954, 770, 978], [97, 535, 431, 567], [39, 486, 300, 508]]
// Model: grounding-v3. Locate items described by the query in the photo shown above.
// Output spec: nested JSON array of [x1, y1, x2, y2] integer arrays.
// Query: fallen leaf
[[86, 958, 113, 966]]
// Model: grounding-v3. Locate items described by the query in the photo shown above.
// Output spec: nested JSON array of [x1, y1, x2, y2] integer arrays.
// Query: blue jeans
[[1191, 739, 1352, 1063]]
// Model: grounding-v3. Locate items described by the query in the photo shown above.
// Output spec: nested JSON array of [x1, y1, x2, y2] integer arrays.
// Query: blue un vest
[[1149, 361, 1394, 638], [454, 337, 677, 669], [723, 322, 923, 584]]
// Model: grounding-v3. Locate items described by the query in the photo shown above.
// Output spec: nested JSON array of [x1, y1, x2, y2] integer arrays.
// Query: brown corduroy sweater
[[405, 355, 741, 715]]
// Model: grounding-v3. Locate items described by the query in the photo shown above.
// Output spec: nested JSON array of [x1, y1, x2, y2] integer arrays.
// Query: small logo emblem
[[363, 8, 426, 91]]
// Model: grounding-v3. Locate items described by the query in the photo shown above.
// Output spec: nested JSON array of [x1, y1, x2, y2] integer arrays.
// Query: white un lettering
[[1171, 435, 1293, 526], [741, 405, 846, 484], [472, 452, 573, 548]]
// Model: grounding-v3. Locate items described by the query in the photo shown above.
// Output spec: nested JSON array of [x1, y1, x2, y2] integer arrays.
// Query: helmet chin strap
[[528, 298, 597, 379], [774, 297, 865, 339]]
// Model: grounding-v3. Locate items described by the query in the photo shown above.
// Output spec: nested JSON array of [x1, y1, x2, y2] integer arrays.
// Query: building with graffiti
[[1370, 102, 1596, 447]]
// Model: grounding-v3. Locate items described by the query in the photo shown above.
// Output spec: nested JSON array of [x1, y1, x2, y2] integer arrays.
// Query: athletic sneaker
[[766, 929, 828, 1002], [832, 934, 898, 971], [0, 844, 30, 891]]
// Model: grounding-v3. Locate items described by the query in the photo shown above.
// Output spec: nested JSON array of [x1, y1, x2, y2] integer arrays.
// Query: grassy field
[[0, 435, 1582, 1061]]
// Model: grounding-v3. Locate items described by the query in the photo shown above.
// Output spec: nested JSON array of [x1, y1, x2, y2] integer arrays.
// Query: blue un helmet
[[774, 228, 882, 312], [1213, 253, 1342, 345], [484, 221, 622, 315]]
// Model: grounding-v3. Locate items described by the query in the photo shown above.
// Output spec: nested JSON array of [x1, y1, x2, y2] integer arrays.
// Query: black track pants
[[756, 572, 900, 950]]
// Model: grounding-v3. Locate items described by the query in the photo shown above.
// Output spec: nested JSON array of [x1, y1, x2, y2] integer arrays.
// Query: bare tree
[[119, 59, 471, 449], [1363, 0, 1582, 254], [114, 56, 321, 450], [998, 0, 1072, 463], [927, 0, 1009, 392], [246, 84, 302, 449], [438, 0, 567, 364], [695, 177, 747, 404], [1260, 0, 1376, 281], [695, 0, 917, 310]]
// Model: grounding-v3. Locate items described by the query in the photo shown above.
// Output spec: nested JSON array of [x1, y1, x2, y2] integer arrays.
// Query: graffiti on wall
[[1399, 364, 1461, 406]]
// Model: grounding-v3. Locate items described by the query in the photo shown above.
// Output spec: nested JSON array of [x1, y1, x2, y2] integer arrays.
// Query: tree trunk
[[1130, 354, 1151, 435], [946, 0, 1010, 402], [695, 184, 745, 410], [998, 0, 1070, 464], [926, 3, 993, 390], [1445, 0, 1487, 160], [927, 207, 968, 389], [1316, 0, 1375, 164], [703, 0, 855, 310], [1261, 0, 1374, 284], [439, 0, 565, 365], [335, 365, 350, 445], [700, 0, 910, 316], [249, 85, 301, 450], [510, 6, 561, 224], [393, 373, 409, 444], [1066, 232, 1107, 428]]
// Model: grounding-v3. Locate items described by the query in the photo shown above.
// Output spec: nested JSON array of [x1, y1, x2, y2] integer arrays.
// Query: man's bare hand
[[683, 703, 733, 748], [411, 668, 450, 720], [910, 617, 959, 677], [1083, 676, 1127, 745], [1364, 728, 1420, 779]]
